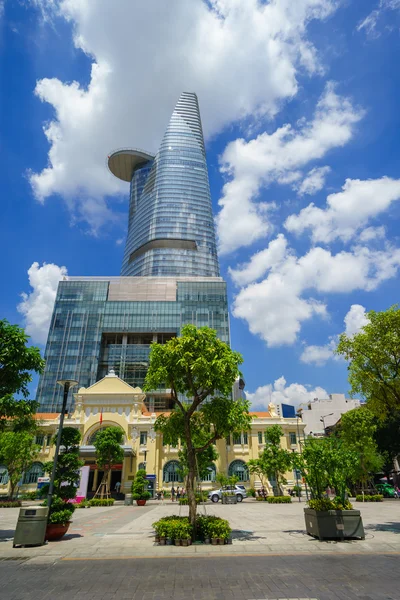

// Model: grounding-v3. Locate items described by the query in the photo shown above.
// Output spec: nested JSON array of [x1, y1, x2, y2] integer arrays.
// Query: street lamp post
[[320, 412, 334, 434], [47, 379, 79, 516]]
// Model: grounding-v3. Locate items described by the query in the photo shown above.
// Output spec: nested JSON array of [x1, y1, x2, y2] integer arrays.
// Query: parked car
[[375, 483, 396, 498], [208, 485, 247, 503]]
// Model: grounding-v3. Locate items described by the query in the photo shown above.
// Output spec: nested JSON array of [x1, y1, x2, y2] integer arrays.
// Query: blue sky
[[1, 0, 400, 408]]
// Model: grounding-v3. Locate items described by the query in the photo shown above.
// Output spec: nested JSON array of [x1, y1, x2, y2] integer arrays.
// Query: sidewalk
[[1, 499, 399, 564]]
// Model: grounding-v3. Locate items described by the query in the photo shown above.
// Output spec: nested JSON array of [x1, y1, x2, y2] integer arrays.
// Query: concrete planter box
[[304, 508, 365, 541], [222, 496, 237, 505]]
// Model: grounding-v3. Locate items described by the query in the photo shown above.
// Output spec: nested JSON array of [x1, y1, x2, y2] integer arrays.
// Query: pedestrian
[[114, 481, 121, 493], [176, 486, 181, 501], [161, 490, 164, 502], [171, 486, 176, 502]]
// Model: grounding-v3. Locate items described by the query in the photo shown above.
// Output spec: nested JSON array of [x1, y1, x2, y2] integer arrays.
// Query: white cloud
[[231, 235, 400, 346], [217, 82, 363, 254], [246, 376, 328, 410], [344, 304, 369, 337], [359, 226, 386, 242], [17, 262, 67, 344], [29, 0, 340, 232], [300, 338, 337, 365], [357, 0, 400, 38], [229, 234, 288, 286], [285, 177, 400, 244], [297, 165, 330, 195]]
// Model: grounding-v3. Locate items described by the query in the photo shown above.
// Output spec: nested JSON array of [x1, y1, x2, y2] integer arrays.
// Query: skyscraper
[[36, 93, 229, 413], [110, 92, 220, 278]]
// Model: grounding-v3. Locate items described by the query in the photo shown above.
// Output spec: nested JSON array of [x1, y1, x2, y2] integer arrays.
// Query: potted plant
[[45, 496, 76, 541], [295, 437, 365, 541], [180, 521, 192, 546], [131, 469, 151, 506], [43, 427, 83, 541]]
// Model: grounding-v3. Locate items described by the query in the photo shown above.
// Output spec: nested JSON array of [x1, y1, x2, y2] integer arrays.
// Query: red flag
[[99, 410, 103, 425]]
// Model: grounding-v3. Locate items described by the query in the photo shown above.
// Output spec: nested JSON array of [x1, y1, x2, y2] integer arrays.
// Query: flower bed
[[152, 514, 232, 546], [266, 496, 291, 504], [355, 494, 383, 502], [88, 498, 115, 506], [0, 500, 22, 508]]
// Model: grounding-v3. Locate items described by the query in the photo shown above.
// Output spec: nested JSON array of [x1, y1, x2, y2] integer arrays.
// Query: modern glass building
[[36, 93, 230, 413], [109, 92, 220, 278]]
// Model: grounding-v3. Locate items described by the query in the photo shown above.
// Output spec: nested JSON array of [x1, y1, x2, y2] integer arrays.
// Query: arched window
[[201, 464, 216, 482], [138, 462, 146, 471], [163, 460, 183, 483], [0, 465, 9, 485], [228, 460, 249, 482], [23, 462, 44, 485]]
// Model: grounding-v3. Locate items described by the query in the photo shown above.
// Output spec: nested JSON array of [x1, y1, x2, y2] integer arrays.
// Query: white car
[[208, 485, 247, 503]]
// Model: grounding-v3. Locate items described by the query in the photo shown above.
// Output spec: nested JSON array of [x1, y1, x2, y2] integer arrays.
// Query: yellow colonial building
[[0, 370, 305, 498]]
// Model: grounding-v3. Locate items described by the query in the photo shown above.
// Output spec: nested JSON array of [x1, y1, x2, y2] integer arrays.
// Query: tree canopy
[[0, 319, 44, 431], [93, 426, 124, 469], [336, 305, 400, 419], [144, 324, 250, 529], [338, 407, 383, 489], [248, 424, 292, 496], [0, 431, 40, 499], [43, 427, 83, 500]]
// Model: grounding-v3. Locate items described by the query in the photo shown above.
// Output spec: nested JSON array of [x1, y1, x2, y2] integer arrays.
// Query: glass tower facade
[[118, 92, 220, 278], [36, 93, 229, 413]]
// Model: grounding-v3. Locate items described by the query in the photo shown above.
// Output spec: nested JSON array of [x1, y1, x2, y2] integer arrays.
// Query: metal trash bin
[[124, 493, 133, 506], [13, 506, 48, 548]]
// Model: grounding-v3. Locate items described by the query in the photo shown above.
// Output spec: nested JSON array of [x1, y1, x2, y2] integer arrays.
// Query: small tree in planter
[[248, 425, 292, 496], [131, 469, 151, 505], [93, 427, 124, 499], [294, 437, 365, 540]]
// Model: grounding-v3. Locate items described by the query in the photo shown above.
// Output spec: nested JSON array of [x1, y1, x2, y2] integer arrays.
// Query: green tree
[[93, 427, 124, 498], [248, 425, 292, 496], [131, 468, 151, 502], [339, 407, 383, 490], [294, 437, 358, 506], [374, 412, 400, 481], [144, 324, 250, 529], [43, 427, 84, 500], [0, 431, 40, 499], [336, 305, 400, 419], [0, 319, 44, 432]]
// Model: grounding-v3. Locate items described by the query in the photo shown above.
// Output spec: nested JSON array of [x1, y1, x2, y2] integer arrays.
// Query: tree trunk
[[184, 416, 197, 536], [9, 479, 16, 501]]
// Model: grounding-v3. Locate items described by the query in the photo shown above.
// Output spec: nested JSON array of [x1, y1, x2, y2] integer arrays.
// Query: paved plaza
[[1, 554, 399, 600], [0, 498, 399, 563]]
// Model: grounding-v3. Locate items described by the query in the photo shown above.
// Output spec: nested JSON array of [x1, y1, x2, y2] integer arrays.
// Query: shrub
[[256, 496, 268, 501], [131, 469, 151, 501], [48, 509, 74, 525], [179, 498, 188, 505], [195, 491, 208, 503], [21, 491, 39, 500], [355, 494, 383, 502], [308, 497, 353, 511], [266, 496, 292, 504], [196, 515, 231, 540], [153, 514, 230, 542], [89, 498, 115, 506], [76, 500, 91, 508], [247, 488, 256, 498], [0, 501, 21, 508]]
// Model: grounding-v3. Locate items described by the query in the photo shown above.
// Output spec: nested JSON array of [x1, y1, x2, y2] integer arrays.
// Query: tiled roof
[[34, 413, 59, 420], [249, 411, 272, 418]]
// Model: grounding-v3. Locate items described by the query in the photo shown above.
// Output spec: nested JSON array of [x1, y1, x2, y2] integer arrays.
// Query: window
[[289, 432, 297, 446], [138, 462, 146, 471], [163, 460, 183, 483], [35, 434, 45, 446], [201, 464, 216, 482], [233, 432, 248, 445], [23, 462, 44, 485], [228, 460, 249, 482], [140, 431, 147, 445], [258, 432, 263, 444], [0, 465, 8, 485]]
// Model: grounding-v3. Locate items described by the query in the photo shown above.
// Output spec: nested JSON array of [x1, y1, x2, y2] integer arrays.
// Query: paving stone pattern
[[1, 499, 400, 561], [0, 554, 399, 600]]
